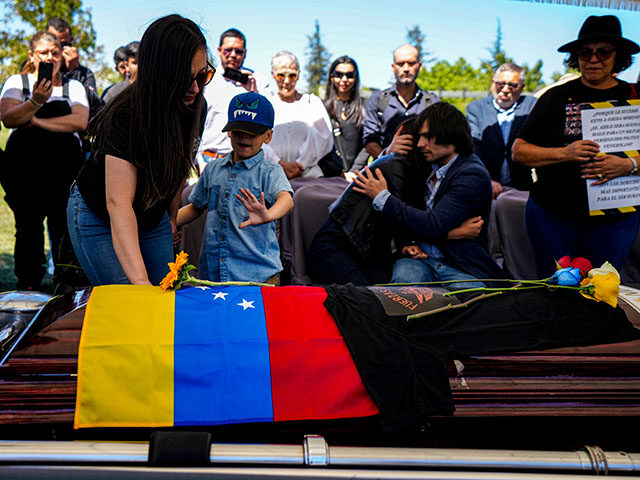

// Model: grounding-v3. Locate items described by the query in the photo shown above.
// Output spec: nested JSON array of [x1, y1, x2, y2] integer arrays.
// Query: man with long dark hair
[[354, 102, 502, 287]]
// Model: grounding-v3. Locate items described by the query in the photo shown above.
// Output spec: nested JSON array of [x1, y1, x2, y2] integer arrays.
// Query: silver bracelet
[[630, 157, 638, 176]]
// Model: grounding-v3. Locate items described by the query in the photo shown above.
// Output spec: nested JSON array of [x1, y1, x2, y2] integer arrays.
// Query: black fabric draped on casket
[[323, 285, 640, 432]]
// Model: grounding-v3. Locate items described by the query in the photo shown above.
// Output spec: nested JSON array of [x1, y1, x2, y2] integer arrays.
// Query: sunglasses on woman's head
[[275, 72, 298, 81], [331, 71, 356, 79], [577, 47, 615, 62], [192, 62, 216, 89]]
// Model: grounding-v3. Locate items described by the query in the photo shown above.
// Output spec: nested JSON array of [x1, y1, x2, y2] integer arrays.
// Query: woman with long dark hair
[[67, 14, 214, 285], [1, 31, 88, 290], [323, 55, 368, 176]]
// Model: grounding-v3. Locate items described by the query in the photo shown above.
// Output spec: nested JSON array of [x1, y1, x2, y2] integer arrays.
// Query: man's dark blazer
[[381, 153, 503, 281], [466, 95, 536, 191]]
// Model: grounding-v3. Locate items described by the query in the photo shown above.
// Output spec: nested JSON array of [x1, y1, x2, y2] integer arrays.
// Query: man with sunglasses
[[198, 28, 271, 172], [466, 63, 537, 198]]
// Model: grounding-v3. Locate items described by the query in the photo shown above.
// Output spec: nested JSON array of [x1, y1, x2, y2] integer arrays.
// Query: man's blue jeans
[[66, 185, 173, 286], [391, 257, 486, 291]]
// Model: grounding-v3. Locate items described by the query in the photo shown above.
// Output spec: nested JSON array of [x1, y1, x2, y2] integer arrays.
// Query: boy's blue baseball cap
[[222, 91, 275, 135]]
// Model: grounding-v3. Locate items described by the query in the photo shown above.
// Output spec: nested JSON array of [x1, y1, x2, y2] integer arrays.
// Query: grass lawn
[[0, 128, 54, 293]]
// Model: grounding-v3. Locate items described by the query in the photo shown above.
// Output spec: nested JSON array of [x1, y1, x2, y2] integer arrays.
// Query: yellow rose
[[580, 272, 620, 308]]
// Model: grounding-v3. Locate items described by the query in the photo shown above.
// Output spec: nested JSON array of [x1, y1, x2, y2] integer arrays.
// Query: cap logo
[[233, 96, 261, 120]]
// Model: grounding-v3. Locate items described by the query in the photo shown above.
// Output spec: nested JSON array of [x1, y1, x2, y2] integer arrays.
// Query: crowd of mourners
[[0, 14, 639, 293]]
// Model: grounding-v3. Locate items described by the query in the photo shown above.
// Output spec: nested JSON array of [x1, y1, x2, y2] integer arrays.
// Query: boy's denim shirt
[[189, 149, 292, 282]]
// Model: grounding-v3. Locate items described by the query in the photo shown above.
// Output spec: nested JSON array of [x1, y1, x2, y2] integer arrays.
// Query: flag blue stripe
[[173, 286, 274, 425]]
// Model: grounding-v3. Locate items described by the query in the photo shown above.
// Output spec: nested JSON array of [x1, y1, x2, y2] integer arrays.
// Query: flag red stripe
[[262, 286, 379, 422]]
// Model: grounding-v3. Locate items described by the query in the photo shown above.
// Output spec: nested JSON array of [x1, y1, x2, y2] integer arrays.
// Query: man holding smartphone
[[46, 18, 97, 92], [197, 28, 271, 171]]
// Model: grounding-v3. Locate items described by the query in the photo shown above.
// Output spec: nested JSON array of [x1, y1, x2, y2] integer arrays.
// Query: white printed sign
[[581, 104, 640, 152], [586, 176, 640, 212], [581, 103, 640, 213]]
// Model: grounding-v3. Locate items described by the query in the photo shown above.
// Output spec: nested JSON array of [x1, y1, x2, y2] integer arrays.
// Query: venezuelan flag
[[74, 285, 378, 428]]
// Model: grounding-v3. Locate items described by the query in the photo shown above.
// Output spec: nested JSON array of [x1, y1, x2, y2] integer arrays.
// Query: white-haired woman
[[268, 51, 333, 179]]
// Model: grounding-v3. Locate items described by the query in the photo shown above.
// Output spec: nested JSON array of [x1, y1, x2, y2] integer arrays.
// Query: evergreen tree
[[406, 25, 433, 64], [0, 0, 104, 83], [304, 20, 331, 95]]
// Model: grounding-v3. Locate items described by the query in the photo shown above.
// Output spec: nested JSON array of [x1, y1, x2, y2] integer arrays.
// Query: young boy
[[177, 92, 293, 284]]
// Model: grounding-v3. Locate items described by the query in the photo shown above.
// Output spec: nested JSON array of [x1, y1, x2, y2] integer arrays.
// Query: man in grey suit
[[466, 63, 536, 198]]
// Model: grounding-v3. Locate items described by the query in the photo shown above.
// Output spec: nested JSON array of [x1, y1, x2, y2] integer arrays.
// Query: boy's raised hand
[[237, 188, 270, 229]]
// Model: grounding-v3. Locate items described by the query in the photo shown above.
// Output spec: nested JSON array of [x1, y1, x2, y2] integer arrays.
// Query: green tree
[[481, 17, 545, 92], [0, 0, 105, 86], [487, 19, 510, 71], [417, 57, 491, 112], [304, 20, 331, 95], [405, 25, 434, 64]]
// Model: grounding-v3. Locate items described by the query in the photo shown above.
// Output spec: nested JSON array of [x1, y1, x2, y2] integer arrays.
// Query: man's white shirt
[[197, 68, 271, 164]]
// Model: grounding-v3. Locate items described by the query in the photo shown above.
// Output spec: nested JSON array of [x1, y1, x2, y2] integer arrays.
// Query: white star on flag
[[212, 291, 228, 300], [195, 286, 209, 291], [237, 299, 255, 310]]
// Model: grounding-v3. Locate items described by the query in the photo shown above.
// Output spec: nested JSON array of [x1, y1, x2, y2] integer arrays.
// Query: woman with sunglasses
[[268, 51, 333, 179], [513, 15, 640, 277], [67, 15, 214, 285], [323, 56, 368, 178], [0, 31, 89, 291]]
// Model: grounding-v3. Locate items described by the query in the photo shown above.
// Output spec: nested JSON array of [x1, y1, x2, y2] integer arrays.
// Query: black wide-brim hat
[[557, 15, 640, 54]]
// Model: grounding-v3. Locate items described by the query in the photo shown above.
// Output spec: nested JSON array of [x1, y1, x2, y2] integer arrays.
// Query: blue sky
[[54, 0, 640, 89]]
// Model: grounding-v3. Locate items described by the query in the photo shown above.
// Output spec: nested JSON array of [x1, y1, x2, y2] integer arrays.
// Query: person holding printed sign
[[512, 15, 640, 277]]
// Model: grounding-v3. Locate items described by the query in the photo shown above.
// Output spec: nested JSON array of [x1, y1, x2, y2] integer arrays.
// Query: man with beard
[[362, 44, 438, 159]]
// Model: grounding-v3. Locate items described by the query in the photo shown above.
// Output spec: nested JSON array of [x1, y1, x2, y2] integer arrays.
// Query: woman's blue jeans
[[525, 197, 640, 278], [66, 185, 173, 286]]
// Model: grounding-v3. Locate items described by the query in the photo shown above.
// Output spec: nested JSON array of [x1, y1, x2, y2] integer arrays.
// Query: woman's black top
[[76, 104, 203, 232], [517, 78, 635, 218], [330, 99, 366, 171]]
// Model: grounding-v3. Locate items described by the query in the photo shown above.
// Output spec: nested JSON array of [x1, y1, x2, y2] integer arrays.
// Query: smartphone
[[223, 67, 249, 85], [36, 62, 53, 87]]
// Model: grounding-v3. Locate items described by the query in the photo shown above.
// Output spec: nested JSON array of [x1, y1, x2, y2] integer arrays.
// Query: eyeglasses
[[34, 48, 62, 58], [191, 62, 216, 89], [577, 47, 615, 62], [275, 72, 298, 81], [331, 71, 356, 80], [222, 47, 246, 57], [493, 80, 522, 90]]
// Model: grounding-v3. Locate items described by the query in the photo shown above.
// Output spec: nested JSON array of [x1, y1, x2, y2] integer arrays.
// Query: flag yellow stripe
[[75, 285, 175, 428]]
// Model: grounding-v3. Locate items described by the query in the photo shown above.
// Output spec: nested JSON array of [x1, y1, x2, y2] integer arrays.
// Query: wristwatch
[[630, 158, 639, 176]]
